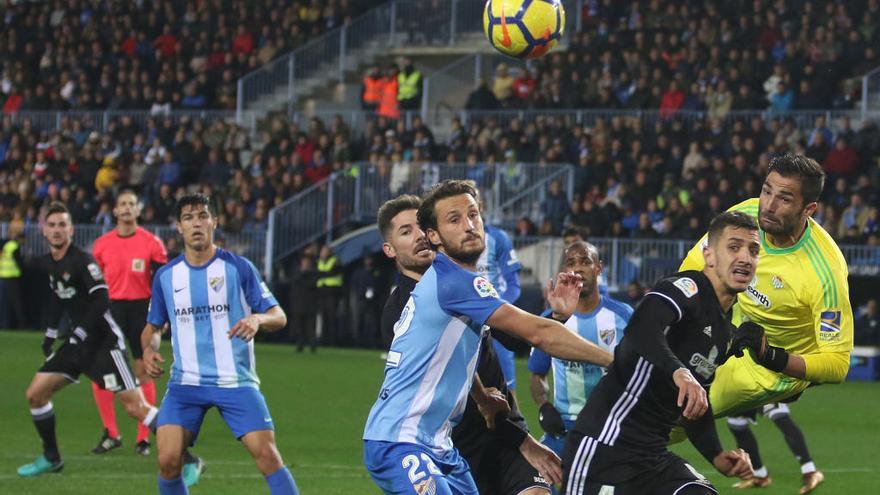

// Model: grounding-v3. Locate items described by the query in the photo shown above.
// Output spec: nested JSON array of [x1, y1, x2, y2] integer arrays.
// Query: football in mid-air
[[483, 0, 565, 59]]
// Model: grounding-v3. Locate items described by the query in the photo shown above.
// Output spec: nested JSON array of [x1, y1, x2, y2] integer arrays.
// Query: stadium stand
[[0, 0, 385, 111]]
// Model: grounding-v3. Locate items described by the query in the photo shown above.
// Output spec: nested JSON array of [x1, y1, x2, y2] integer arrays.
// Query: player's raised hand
[[228, 314, 261, 342], [519, 434, 563, 485], [143, 347, 165, 379], [713, 448, 754, 479], [672, 368, 708, 420], [546, 272, 583, 320], [475, 387, 511, 430]]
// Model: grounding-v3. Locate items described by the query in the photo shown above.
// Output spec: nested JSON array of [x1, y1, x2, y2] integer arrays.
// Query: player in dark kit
[[561, 211, 759, 495], [377, 194, 560, 494], [17, 202, 159, 477]]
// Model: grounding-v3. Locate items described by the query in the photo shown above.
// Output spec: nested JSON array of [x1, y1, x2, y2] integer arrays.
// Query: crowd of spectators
[[0, 0, 383, 112], [470, 0, 880, 114]]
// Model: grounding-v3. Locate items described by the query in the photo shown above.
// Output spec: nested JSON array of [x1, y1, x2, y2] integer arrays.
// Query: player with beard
[[364, 181, 613, 494], [562, 211, 759, 494], [377, 194, 558, 494], [679, 154, 851, 492], [17, 202, 160, 478]]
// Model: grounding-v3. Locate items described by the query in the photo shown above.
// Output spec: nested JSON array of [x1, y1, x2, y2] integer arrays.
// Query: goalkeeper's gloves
[[68, 327, 88, 345], [538, 402, 566, 437], [42, 328, 58, 357], [730, 322, 789, 372]]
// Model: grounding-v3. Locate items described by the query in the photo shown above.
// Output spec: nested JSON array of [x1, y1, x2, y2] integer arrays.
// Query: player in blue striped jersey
[[141, 194, 298, 495], [476, 223, 524, 397], [363, 180, 613, 495], [528, 241, 633, 460]]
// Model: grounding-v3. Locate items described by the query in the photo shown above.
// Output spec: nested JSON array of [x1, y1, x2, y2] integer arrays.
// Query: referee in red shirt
[[91, 190, 168, 455]]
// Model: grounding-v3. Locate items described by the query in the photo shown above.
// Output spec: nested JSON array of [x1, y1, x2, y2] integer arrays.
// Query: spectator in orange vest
[[378, 64, 400, 120], [361, 66, 384, 112]]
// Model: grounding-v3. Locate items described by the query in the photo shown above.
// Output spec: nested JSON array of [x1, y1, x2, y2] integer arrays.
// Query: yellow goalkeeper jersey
[[680, 198, 853, 383]]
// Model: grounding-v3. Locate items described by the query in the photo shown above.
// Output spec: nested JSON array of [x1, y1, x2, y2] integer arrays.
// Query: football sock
[[138, 381, 157, 443], [92, 381, 119, 439], [727, 418, 764, 472], [771, 414, 813, 465], [158, 475, 189, 495], [143, 405, 159, 433], [31, 402, 60, 463], [265, 466, 299, 495]]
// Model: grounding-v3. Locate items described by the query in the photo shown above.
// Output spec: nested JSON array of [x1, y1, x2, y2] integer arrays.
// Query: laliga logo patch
[[209, 276, 224, 292], [473, 277, 499, 298], [819, 310, 841, 342], [413, 478, 437, 495], [87, 263, 103, 281], [673, 277, 698, 298]]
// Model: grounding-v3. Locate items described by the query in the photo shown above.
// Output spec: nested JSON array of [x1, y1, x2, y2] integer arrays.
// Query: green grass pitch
[[1, 330, 877, 494]]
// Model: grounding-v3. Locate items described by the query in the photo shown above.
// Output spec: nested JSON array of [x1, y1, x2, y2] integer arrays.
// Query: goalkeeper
[[680, 153, 853, 493]]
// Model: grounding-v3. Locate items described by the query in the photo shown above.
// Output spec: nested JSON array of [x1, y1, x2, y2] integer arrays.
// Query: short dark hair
[[564, 240, 601, 261], [707, 211, 758, 245], [562, 227, 583, 239], [46, 201, 70, 218], [176, 193, 214, 220], [417, 179, 479, 232], [115, 188, 138, 204], [767, 153, 825, 204], [377, 194, 422, 241]]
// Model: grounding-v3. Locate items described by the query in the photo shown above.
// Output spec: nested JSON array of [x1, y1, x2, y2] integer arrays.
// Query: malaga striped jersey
[[363, 252, 506, 456], [147, 248, 278, 388], [528, 297, 632, 421], [476, 224, 521, 298]]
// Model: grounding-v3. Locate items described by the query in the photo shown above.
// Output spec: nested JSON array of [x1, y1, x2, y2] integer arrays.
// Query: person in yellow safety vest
[[361, 65, 384, 112], [0, 225, 26, 329], [316, 244, 344, 346], [378, 64, 400, 120], [397, 58, 422, 111]]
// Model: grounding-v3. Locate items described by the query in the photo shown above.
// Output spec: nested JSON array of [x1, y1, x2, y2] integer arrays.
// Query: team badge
[[413, 478, 437, 495], [209, 277, 224, 292], [819, 311, 841, 342], [599, 328, 616, 346], [62, 272, 70, 281], [473, 277, 499, 298], [771, 276, 784, 289], [132, 258, 145, 272], [673, 277, 698, 298]]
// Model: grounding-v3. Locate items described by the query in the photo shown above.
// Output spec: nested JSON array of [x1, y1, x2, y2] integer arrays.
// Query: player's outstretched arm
[[228, 305, 287, 341], [469, 374, 510, 430], [487, 273, 613, 365], [518, 434, 563, 485]]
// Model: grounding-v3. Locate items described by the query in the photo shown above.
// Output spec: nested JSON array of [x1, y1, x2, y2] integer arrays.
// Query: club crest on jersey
[[819, 311, 841, 342], [209, 277, 224, 292], [473, 277, 498, 298], [673, 277, 698, 298], [132, 258, 145, 272], [771, 276, 784, 289], [599, 328, 616, 346], [62, 272, 70, 281]]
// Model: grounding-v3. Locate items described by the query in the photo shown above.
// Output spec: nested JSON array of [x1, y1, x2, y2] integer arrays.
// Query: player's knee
[[25, 385, 48, 409], [726, 416, 751, 431], [253, 442, 283, 474], [158, 451, 183, 476]]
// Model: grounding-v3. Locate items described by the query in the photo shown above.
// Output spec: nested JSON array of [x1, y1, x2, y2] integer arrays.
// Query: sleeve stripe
[[644, 291, 682, 322], [89, 284, 109, 294], [805, 239, 837, 307]]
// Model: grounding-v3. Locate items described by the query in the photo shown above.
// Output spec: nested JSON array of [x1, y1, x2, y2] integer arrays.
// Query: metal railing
[[236, 0, 584, 115], [265, 161, 575, 279], [861, 66, 880, 113], [2, 224, 266, 274], [513, 236, 880, 291], [2, 110, 259, 135]]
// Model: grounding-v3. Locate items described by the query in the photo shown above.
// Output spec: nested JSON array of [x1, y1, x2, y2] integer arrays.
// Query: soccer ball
[[483, 0, 565, 59]]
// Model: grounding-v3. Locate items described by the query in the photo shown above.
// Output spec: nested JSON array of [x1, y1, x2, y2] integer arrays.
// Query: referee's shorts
[[709, 352, 810, 418], [110, 299, 150, 359]]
